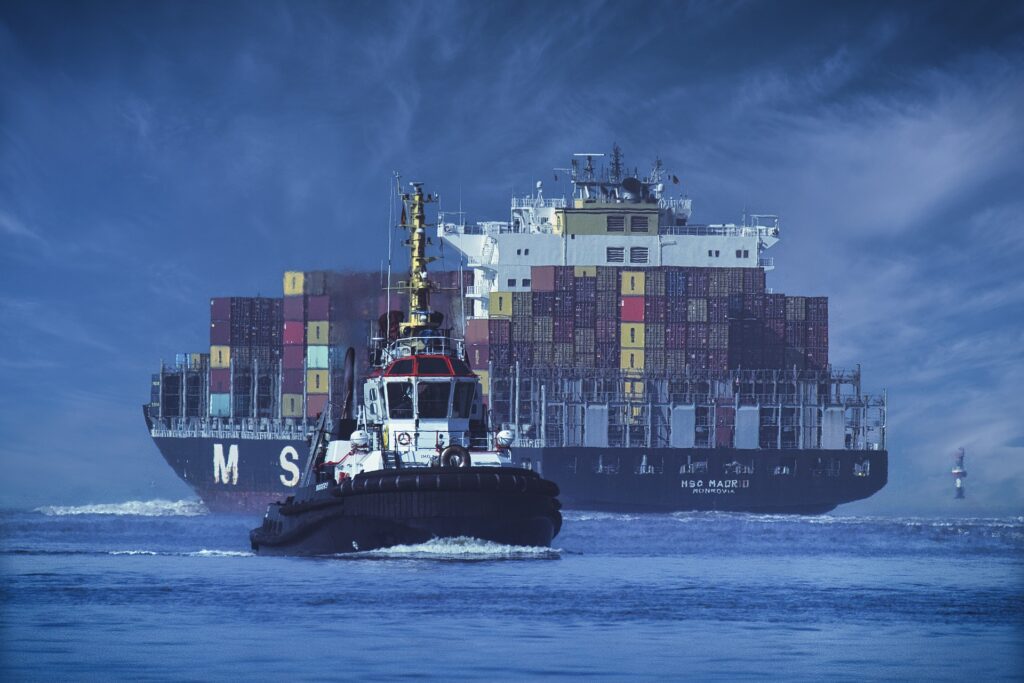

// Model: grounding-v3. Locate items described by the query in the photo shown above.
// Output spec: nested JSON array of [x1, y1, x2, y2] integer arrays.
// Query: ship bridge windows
[[449, 358, 472, 375], [417, 357, 451, 375], [708, 249, 720, 258], [735, 249, 750, 258], [386, 381, 414, 419], [390, 359, 414, 375], [453, 381, 475, 419], [417, 381, 451, 419], [629, 247, 649, 264], [606, 247, 625, 263]]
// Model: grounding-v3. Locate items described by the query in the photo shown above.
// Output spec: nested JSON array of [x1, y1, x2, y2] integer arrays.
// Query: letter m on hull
[[213, 444, 239, 485]]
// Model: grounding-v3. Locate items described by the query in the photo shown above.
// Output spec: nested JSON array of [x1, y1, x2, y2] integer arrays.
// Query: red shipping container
[[283, 321, 305, 345], [307, 394, 328, 418], [209, 368, 231, 393], [553, 317, 574, 342], [644, 296, 667, 324], [488, 319, 511, 345], [666, 323, 688, 349], [283, 296, 305, 321], [466, 319, 489, 344], [468, 342, 489, 368], [307, 295, 330, 320], [210, 321, 231, 345], [283, 345, 305, 369], [283, 369, 304, 393], [210, 297, 231, 322], [620, 296, 645, 322], [531, 266, 556, 292]]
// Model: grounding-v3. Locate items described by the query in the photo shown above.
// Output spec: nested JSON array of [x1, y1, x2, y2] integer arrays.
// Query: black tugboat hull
[[250, 468, 562, 556]]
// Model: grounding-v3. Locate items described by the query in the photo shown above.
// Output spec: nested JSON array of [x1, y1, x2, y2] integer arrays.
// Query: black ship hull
[[151, 433, 886, 515], [150, 434, 311, 513], [250, 468, 563, 556], [514, 447, 888, 514]]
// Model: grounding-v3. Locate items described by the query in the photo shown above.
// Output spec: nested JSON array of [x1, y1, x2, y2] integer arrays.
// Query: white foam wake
[[355, 536, 560, 560], [189, 549, 253, 557], [35, 499, 208, 517]]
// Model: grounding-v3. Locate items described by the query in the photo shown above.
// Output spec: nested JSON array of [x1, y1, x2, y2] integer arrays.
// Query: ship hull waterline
[[152, 435, 886, 515], [249, 467, 563, 556]]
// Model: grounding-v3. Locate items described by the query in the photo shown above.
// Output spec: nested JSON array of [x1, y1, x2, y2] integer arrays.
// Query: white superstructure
[[439, 149, 781, 318]]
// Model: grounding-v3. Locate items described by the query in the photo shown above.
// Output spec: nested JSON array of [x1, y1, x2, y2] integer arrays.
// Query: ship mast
[[399, 182, 437, 335]]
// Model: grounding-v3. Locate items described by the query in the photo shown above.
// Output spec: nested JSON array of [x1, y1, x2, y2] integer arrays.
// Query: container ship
[[145, 147, 887, 513]]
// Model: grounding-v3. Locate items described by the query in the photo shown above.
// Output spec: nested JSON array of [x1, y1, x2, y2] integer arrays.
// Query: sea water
[[1, 502, 1021, 681]]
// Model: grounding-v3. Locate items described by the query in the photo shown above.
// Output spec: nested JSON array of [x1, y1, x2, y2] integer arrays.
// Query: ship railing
[[440, 220, 517, 236], [758, 256, 775, 268], [510, 196, 567, 210], [658, 197, 693, 213], [658, 224, 778, 238], [379, 335, 466, 363]]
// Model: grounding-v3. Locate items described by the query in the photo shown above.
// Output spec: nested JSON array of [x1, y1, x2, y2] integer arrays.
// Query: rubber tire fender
[[440, 445, 471, 468]]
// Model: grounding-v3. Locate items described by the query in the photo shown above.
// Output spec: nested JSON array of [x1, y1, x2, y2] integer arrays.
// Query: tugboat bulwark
[[250, 467, 561, 556]]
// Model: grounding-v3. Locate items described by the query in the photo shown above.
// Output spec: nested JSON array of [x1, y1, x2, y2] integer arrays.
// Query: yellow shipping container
[[624, 380, 645, 399], [307, 321, 329, 344], [282, 393, 303, 418], [620, 322, 645, 348], [574, 266, 597, 278], [475, 369, 489, 396], [621, 271, 646, 295], [490, 291, 513, 318], [620, 348, 645, 373], [306, 369, 329, 394], [284, 271, 304, 296], [210, 345, 230, 369]]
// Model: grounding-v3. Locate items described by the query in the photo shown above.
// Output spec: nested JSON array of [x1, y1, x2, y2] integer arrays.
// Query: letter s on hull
[[279, 446, 301, 487], [213, 444, 239, 485]]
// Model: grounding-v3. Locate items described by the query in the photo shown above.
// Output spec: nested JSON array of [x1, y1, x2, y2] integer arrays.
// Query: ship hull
[[514, 447, 888, 514], [250, 468, 562, 555], [151, 434, 311, 513], [152, 433, 886, 515]]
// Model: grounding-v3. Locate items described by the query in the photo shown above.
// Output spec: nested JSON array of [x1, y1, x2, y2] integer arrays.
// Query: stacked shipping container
[[468, 266, 829, 397], [209, 297, 282, 418]]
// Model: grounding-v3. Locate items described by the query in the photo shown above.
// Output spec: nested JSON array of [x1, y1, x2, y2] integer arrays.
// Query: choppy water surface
[[1, 502, 1021, 681]]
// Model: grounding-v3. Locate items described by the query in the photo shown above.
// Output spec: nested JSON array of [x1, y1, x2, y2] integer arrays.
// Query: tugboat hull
[[250, 468, 562, 556]]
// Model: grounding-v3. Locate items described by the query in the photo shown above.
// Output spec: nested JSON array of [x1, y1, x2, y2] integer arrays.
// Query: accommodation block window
[[629, 247, 649, 264]]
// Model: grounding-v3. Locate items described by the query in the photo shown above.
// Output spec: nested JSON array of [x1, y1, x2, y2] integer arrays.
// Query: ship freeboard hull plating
[[153, 432, 885, 515], [151, 435, 311, 513], [516, 447, 888, 514], [250, 468, 563, 556]]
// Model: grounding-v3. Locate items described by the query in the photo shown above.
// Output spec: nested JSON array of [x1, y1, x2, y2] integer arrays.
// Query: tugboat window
[[417, 381, 451, 419], [453, 382, 475, 418], [417, 357, 450, 375], [386, 382, 414, 418], [391, 359, 414, 375]]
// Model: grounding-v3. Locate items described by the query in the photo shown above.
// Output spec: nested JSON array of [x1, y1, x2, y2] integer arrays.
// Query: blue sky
[[1, 0, 1022, 514]]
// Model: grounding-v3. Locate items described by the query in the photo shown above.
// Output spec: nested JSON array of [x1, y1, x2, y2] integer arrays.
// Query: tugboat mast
[[399, 182, 437, 335]]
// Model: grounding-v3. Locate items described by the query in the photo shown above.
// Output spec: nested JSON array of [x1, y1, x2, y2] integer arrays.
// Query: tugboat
[[250, 182, 562, 555]]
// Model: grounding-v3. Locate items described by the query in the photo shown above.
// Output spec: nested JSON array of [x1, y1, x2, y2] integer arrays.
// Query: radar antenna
[[610, 143, 624, 183]]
